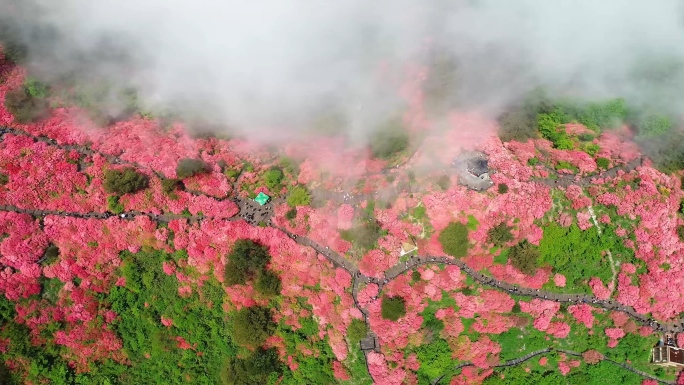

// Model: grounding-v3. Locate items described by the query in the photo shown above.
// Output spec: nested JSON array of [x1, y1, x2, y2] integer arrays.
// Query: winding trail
[[431, 347, 674, 385], [0, 125, 670, 382]]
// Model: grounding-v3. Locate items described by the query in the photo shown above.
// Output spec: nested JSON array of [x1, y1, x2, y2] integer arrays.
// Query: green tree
[[488, 223, 514, 246], [176, 158, 210, 179], [107, 195, 125, 214], [4, 87, 50, 124], [103, 168, 149, 195], [381, 296, 406, 321], [254, 270, 281, 297], [24, 77, 50, 98], [287, 186, 311, 207], [161, 178, 181, 199], [220, 348, 282, 385], [370, 119, 409, 160], [264, 168, 283, 190], [224, 239, 271, 285], [508, 240, 540, 275], [596, 157, 610, 169], [415, 338, 453, 382], [438, 222, 469, 258], [497, 183, 509, 194], [231, 306, 276, 348], [347, 318, 368, 343], [678, 225, 684, 242], [437, 175, 451, 190]]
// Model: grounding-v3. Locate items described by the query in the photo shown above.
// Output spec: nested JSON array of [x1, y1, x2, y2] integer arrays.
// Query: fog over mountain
[[2, 0, 684, 139]]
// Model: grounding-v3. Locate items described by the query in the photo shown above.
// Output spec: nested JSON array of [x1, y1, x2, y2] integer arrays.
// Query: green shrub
[[24, 77, 50, 98], [0, 173, 8, 185], [347, 318, 368, 343], [411, 270, 422, 282], [221, 348, 282, 385], [161, 178, 181, 199], [381, 296, 406, 321], [103, 168, 149, 195], [578, 133, 596, 142], [176, 158, 210, 179], [438, 222, 469, 258], [582, 143, 601, 157], [231, 306, 276, 347], [527, 157, 539, 166], [488, 223, 514, 246], [370, 119, 409, 160], [437, 175, 451, 190], [497, 183, 509, 194], [107, 195, 125, 214], [40, 244, 60, 265], [264, 168, 283, 190], [224, 239, 271, 286], [677, 226, 684, 242], [415, 338, 453, 382], [636, 114, 673, 137], [284, 208, 297, 220], [596, 157, 610, 169], [4, 87, 50, 124], [340, 219, 383, 251], [508, 240, 540, 275], [538, 113, 573, 149], [254, 270, 281, 297], [287, 186, 311, 207]]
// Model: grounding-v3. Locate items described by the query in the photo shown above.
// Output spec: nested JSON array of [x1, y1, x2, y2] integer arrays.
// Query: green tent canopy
[[254, 192, 270, 205]]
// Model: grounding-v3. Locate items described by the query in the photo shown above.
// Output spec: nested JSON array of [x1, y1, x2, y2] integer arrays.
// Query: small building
[[360, 334, 379, 352], [653, 334, 684, 367], [453, 151, 494, 191], [399, 242, 418, 257], [254, 192, 270, 206]]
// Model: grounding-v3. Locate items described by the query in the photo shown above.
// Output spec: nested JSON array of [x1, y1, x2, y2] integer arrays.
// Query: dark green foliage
[[224, 239, 271, 285], [539, 223, 629, 288], [508, 240, 540, 275], [103, 168, 149, 195], [538, 112, 573, 149], [4, 87, 50, 124], [40, 244, 60, 265], [415, 338, 452, 382], [161, 178, 181, 198], [488, 223, 514, 246], [411, 270, 422, 282], [370, 119, 409, 160], [107, 195, 125, 214], [559, 98, 628, 132], [497, 89, 554, 142], [339, 218, 383, 252], [176, 158, 210, 179], [285, 208, 297, 220], [254, 270, 281, 297], [287, 186, 311, 207], [347, 318, 368, 343], [596, 157, 610, 169], [0, 173, 8, 185], [497, 183, 509, 194], [677, 225, 684, 242], [264, 168, 284, 190], [24, 77, 50, 98], [578, 133, 596, 142], [633, 112, 673, 137], [437, 175, 451, 190], [221, 348, 282, 385], [381, 296, 406, 321], [108, 250, 237, 384], [279, 157, 299, 177], [438, 222, 469, 258], [527, 157, 539, 166], [231, 306, 276, 347]]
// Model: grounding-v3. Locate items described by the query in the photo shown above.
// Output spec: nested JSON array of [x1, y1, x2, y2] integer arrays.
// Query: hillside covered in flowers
[[2, 41, 684, 385]]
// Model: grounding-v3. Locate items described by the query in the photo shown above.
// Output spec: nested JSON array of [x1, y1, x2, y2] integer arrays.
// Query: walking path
[[431, 347, 674, 385], [0, 125, 670, 382]]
